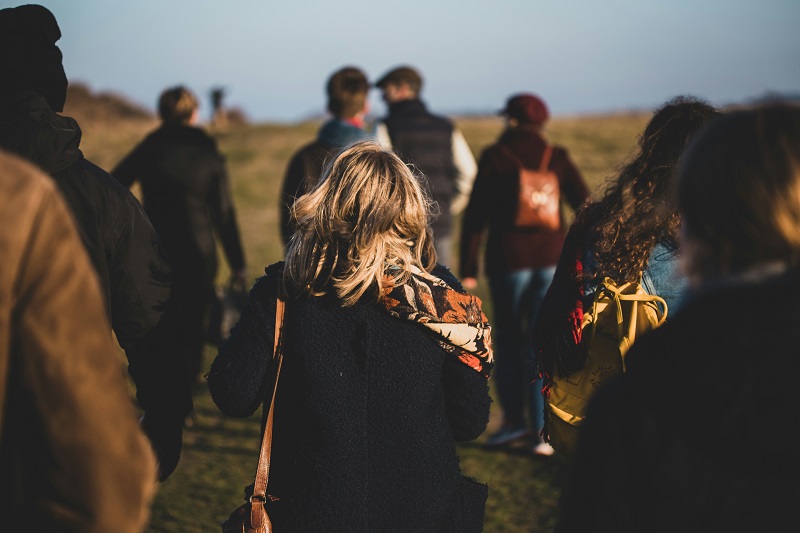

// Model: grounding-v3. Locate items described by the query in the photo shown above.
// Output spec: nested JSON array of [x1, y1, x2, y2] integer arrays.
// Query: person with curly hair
[[532, 96, 720, 451], [555, 100, 800, 533], [209, 141, 493, 532]]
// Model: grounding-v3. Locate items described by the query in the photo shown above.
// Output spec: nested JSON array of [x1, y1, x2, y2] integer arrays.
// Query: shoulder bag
[[221, 285, 285, 533]]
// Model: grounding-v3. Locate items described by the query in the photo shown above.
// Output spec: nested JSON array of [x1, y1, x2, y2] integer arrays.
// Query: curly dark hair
[[573, 96, 720, 285]]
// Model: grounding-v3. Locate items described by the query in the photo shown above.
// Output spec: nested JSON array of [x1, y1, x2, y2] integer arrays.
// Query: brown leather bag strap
[[249, 283, 286, 530]]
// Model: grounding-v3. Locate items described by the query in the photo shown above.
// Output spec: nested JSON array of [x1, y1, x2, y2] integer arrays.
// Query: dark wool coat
[[459, 126, 589, 278], [556, 268, 800, 533], [209, 263, 492, 532], [0, 151, 157, 532]]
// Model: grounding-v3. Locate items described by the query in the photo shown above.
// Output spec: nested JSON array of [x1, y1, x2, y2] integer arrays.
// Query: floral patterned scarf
[[381, 266, 493, 378]]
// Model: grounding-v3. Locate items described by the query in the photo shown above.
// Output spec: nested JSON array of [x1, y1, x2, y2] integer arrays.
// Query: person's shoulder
[[251, 262, 286, 297], [432, 263, 466, 292]]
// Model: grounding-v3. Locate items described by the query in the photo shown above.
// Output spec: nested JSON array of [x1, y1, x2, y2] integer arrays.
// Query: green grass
[[73, 109, 650, 532]]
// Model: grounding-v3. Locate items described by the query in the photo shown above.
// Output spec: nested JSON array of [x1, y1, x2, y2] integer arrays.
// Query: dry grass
[[69, 98, 650, 532]]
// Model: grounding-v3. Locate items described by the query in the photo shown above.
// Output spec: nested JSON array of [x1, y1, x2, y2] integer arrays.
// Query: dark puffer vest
[[382, 99, 457, 238]]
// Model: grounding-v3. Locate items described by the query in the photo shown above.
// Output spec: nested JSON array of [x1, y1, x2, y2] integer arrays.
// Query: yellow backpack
[[545, 276, 668, 455]]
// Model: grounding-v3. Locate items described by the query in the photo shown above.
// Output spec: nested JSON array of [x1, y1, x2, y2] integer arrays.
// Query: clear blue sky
[[5, 0, 799, 122]]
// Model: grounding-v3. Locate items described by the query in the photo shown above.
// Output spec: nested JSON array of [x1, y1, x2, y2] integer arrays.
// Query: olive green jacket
[[0, 150, 157, 532]]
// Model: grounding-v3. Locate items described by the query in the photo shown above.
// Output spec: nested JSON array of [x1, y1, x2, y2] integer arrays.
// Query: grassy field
[[70, 103, 650, 532]]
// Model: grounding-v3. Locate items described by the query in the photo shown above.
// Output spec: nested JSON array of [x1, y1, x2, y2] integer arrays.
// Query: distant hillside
[[63, 81, 154, 125]]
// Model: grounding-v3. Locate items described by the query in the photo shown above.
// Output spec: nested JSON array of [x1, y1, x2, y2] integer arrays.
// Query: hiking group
[[1, 3, 799, 532]]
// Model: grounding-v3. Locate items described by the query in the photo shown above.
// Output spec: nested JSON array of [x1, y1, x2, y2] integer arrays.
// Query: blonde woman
[[209, 141, 493, 532]]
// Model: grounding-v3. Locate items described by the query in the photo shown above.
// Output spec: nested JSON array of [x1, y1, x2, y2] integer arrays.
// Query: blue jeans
[[489, 266, 556, 437]]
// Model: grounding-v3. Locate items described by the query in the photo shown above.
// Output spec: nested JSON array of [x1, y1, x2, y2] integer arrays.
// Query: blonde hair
[[677, 102, 800, 283], [158, 85, 198, 125], [284, 141, 436, 306]]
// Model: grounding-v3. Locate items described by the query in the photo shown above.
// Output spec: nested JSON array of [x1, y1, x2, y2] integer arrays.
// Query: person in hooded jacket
[[0, 3, 190, 482], [555, 102, 800, 533], [112, 85, 247, 386], [279, 65, 372, 247]]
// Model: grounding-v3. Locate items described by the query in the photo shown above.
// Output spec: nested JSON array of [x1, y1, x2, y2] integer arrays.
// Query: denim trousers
[[488, 266, 556, 436]]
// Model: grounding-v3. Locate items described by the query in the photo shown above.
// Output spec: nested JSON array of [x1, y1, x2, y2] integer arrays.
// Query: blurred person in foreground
[[0, 3, 190, 481], [460, 93, 589, 454], [113, 85, 247, 386], [532, 96, 720, 454], [0, 150, 157, 532], [556, 102, 800, 532], [209, 141, 493, 532], [280, 65, 372, 247], [374, 65, 477, 268]]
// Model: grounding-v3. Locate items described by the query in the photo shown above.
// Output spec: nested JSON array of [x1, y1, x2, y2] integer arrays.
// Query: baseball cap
[[499, 93, 550, 125]]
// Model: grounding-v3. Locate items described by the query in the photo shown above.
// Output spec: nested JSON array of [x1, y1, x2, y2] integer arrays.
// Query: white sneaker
[[532, 442, 555, 457]]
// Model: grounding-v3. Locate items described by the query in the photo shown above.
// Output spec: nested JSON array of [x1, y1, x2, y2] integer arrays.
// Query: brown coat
[[0, 151, 157, 532]]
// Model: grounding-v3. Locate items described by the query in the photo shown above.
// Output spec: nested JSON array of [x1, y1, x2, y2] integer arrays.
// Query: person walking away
[[555, 101, 800, 533], [0, 150, 157, 532], [460, 93, 589, 455], [374, 65, 477, 268], [532, 96, 720, 454], [209, 141, 493, 532], [0, 3, 190, 481], [280, 65, 372, 247], [113, 85, 248, 387]]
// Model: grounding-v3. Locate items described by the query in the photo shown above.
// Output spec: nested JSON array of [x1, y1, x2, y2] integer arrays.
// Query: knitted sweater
[[209, 263, 491, 532]]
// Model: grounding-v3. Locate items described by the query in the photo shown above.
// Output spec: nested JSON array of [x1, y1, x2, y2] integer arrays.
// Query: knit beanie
[[0, 4, 69, 112], [499, 93, 550, 125]]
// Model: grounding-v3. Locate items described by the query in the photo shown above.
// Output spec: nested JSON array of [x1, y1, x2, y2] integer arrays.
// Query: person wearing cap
[[374, 65, 477, 268], [0, 4, 191, 481], [280, 65, 373, 247], [459, 93, 589, 455]]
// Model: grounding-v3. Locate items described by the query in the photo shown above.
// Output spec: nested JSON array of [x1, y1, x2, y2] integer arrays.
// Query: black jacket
[[381, 99, 457, 238], [112, 123, 245, 287], [0, 92, 191, 427], [209, 263, 491, 532], [556, 268, 800, 533]]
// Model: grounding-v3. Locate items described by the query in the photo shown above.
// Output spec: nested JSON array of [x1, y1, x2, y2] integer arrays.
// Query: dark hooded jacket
[[0, 2, 189, 481], [280, 118, 371, 245], [0, 92, 191, 439]]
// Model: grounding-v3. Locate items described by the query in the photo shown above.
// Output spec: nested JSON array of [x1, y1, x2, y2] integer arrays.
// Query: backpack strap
[[498, 143, 552, 170], [538, 145, 553, 172]]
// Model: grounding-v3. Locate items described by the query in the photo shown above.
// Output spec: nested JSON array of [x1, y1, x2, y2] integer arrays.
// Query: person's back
[[113, 85, 246, 385], [0, 150, 157, 532], [210, 142, 492, 532], [280, 66, 372, 246], [556, 102, 800, 533], [374, 65, 477, 267], [115, 120, 240, 282], [534, 97, 721, 405]]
